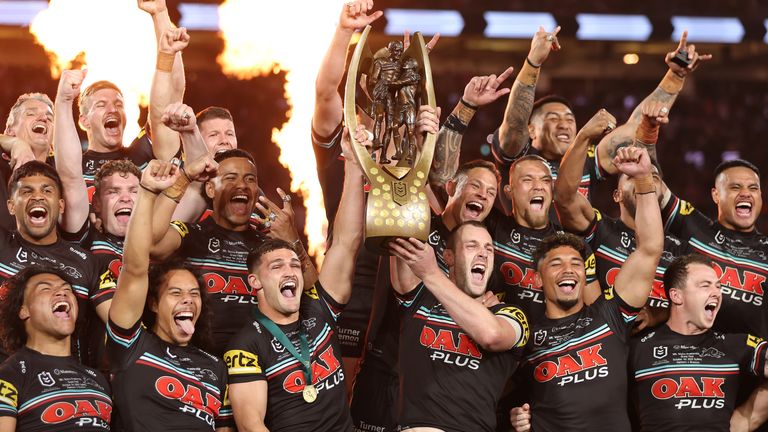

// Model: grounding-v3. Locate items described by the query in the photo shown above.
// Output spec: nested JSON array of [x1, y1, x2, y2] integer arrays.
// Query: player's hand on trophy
[[257, 188, 301, 243], [57, 69, 87, 104], [462, 67, 515, 107], [340, 125, 368, 174], [415, 105, 440, 135], [528, 25, 561, 66], [137, 0, 167, 16], [161, 102, 196, 132], [403, 31, 440, 52], [389, 237, 441, 280], [613, 146, 651, 178], [159, 27, 190, 54], [576, 108, 617, 142], [665, 30, 712, 77], [640, 100, 670, 126], [141, 159, 181, 193], [340, 0, 383, 31]]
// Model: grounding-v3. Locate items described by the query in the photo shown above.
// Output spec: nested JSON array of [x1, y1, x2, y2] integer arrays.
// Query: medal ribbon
[[252, 309, 312, 388]]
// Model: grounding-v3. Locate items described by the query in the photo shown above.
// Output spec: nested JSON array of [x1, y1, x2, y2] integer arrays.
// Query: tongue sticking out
[[176, 318, 195, 336]]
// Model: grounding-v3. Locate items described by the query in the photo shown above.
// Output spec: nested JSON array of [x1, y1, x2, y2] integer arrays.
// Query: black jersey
[[312, 122, 379, 358], [0, 229, 111, 364], [395, 284, 529, 431], [585, 209, 684, 309], [107, 319, 231, 431], [0, 347, 112, 431], [664, 195, 768, 337], [631, 326, 768, 432], [522, 292, 639, 432], [82, 129, 153, 202], [171, 218, 265, 355], [489, 129, 603, 214], [488, 209, 597, 322], [225, 283, 352, 432]]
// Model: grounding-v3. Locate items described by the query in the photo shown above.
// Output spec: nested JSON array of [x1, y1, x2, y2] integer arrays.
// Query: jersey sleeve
[[393, 282, 426, 310], [214, 363, 234, 428], [304, 282, 346, 324], [91, 254, 116, 307], [593, 290, 641, 342], [106, 318, 145, 372], [311, 123, 345, 225], [223, 327, 266, 385], [730, 333, 768, 377], [126, 127, 154, 170], [492, 303, 530, 348], [661, 193, 708, 239], [0, 362, 21, 419]]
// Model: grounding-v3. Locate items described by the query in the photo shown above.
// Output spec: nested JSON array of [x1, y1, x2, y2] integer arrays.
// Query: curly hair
[[533, 232, 588, 269], [0, 265, 75, 354]]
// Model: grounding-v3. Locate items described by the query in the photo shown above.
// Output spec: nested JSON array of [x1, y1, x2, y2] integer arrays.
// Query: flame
[[29, 0, 157, 145], [218, 0, 346, 263]]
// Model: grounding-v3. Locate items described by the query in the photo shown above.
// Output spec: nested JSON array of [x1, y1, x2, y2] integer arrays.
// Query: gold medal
[[302, 384, 318, 403]]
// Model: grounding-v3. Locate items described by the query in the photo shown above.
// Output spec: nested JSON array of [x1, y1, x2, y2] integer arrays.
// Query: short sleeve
[[224, 330, 266, 385], [106, 318, 145, 371], [493, 304, 530, 348], [126, 128, 154, 170], [305, 282, 346, 323], [732, 334, 768, 377], [593, 290, 641, 342], [91, 258, 117, 307], [0, 363, 20, 419], [662, 194, 704, 238]]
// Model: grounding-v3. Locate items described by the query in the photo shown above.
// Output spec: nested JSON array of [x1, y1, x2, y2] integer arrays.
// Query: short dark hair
[[663, 253, 714, 298], [196, 106, 234, 125], [145, 260, 212, 351], [214, 148, 257, 168], [714, 159, 760, 181], [509, 154, 552, 180], [8, 160, 62, 195], [94, 159, 141, 196], [247, 238, 297, 272], [447, 220, 489, 250], [0, 265, 75, 354], [533, 232, 587, 269], [78, 80, 122, 116], [530, 95, 574, 122], [453, 159, 501, 186]]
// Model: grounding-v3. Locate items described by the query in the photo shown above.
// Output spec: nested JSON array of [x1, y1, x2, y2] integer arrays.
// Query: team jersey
[[225, 283, 352, 432], [395, 283, 529, 431], [82, 129, 153, 202], [489, 129, 604, 214], [487, 209, 597, 322], [171, 217, 265, 355], [107, 319, 231, 431], [0, 229, 112, 364], [584, 209, 685, 309], [0, 347, 112, 431], [312, 123, 379, 358], [664, 195, 768, 337], [631, 326, 768, 431], [522, 292, 640, 432]]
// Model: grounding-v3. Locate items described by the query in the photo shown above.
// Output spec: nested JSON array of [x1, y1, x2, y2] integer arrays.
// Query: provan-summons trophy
[[344, 26, 436, 254]]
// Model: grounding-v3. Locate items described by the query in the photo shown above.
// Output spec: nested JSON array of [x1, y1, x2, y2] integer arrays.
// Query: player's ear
[[710, 187, 719, 206], [446, 179, 457, 197], [612, 188, 620, 204], [205, 180, 216, 200], [248, 274, 262, 292], [443, 248, 455, 267]]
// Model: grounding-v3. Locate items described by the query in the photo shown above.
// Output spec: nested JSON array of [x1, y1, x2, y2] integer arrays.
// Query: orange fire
[[218, 0, 345, 263], [29, 0, 156, 145]]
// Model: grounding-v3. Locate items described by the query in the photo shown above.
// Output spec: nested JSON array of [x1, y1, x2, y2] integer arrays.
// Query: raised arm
[[390, 237, 521, 351], [109, 160, 180, 328], [554, 109, 616, 233], [229, 380, 269, 432], [53, 69, 89, 233], [612, 147, 663, 308], [596, 31, 712, 175], [497, 26, 560, 158], [149, 26, 190, 160], [429, 67, 514, 191], [312, 0, 382, 137], [0, 135, 35, 171], [317, 126, 366, 304]]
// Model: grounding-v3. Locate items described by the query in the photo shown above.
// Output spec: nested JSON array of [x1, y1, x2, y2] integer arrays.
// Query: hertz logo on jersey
[[679, 201, 695, 216], [224, 350, 261, 375], [747, 334, 764, 348], [498, 306, 530, 347], [0, 379, 18, 407]]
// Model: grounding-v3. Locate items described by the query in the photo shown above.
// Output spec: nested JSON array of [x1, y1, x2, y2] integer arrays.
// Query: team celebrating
[[0, 0, 765, 431]]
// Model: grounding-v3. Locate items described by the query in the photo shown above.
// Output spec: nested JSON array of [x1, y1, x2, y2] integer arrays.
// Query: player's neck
[[211, 213, 249, 232], [31, 144, 51, 162], [513, 212, 548, 230], [87, 139, 119, 154], [717, 216, 754, 234], [544, 300, 583, 320], [441, 209, 459, 231], [618, 208, 637, 231], [18, 229, 58, 246], [666, 313, 708, 336], [26, 335, 71, 357], [258, 304, 299, 326]]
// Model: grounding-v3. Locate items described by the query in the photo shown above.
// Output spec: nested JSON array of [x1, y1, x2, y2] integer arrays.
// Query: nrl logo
[[510, 229, 521, 244], [534, 329, 547, 346], [16, 248, 27, 263], [715, 231, 725, 245], [271, 337, 286, 353], [620, 231, 631, 249], [38, 371, 55, 387], [653, 346, 668, 359], [208, 237, 221, 254], [428, 230, 440, 246]]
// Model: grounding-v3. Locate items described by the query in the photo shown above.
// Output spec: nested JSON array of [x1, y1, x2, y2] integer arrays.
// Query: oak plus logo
[[533, 344, 609, 386], [420, 326, 483, 370], [651, 376, 726, 409]]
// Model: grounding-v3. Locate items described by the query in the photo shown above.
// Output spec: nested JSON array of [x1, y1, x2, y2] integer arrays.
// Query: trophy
[[344, 26, 437, 254]]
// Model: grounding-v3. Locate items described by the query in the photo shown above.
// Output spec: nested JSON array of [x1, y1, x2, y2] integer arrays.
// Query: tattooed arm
[[497, 26, 560, 158], [597, 31, 711, 175]]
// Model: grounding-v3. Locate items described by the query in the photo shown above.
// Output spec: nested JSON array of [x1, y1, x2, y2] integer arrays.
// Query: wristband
[[459, 98, 478, 110], [517, 59, 540, 87], [156, 51, 175, 72], [526, 57, 541, 68], [659, 69, 685, 94], [161, 169, 191, 203], [444, 100, 477, 134], [635, 118, 660, 145], [139, 183, 159, 195], [633, 175, 656, 195]]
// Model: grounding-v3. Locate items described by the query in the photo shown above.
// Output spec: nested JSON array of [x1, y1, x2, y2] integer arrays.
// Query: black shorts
[[350, 358, 398, 432]]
